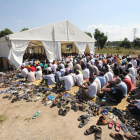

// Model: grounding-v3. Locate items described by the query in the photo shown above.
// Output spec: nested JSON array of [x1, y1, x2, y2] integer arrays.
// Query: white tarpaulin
[[74, 42, 87, 55], [8, 40, 30, 68], [88, 43, 95, 54], [8, 20, 95, 43], [42, 41, 56, 62], [0, 42, 10, 57], [55, 42, 62, 61]]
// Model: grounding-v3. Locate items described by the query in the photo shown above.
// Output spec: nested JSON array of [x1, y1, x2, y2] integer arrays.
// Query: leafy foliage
[[20, 28, 29, 32], [133, 37, 140, 47], [0, 28, 13, 38], [119, 38, 132, 48], [93, 29, 108, 49], [85, 32, 92, 38]]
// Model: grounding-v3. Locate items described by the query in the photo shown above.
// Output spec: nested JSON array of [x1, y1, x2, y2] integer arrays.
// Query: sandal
[[115, 122, 120, 132], [57, 102, 62, 108], [108, 121, 114, 129], [120, 123, 128, 133], [95, 127, 102, 140], [78, 119, 88, 128], [127, 125, 136, 136], [58, 108, 63, 115], [84, 125, 97, 135]]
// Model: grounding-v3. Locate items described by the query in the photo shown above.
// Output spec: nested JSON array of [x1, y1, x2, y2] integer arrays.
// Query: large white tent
[[0, 20, 95, 68]]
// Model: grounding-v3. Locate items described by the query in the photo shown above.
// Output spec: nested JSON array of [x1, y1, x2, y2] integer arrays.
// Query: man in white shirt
[[128, 64, 137, 83], [35, 68, 42, 80], [131, 58, 137, 68], [45, 64, 52, 73], [25, 61, 29, 67], [69, 70, 77, 85], [59, 72, 74, 91], [82, 66, 90, 79], [41, 71, 55, 87], [106, 69, 113, 81], [59, 62, 65, 69], [75, 71, 83, 86], [26, 70, 36, 82], [21, 66, 28, 78], [22, 62, 26, 67], [51, 62, 58, 72], [60, 67, 66, 76], [77, 77, 97, 99]]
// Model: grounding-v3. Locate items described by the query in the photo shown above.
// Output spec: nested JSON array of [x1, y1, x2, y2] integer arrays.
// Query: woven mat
[[33, 79, 132, 111]]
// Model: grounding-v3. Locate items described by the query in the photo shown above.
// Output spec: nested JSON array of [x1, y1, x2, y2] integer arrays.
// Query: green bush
[[116, 46, 121, 50]]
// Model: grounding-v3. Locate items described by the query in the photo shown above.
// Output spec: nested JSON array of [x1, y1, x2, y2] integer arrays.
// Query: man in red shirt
[[28, 65, 36, 72], [119, 75, 132, 94]]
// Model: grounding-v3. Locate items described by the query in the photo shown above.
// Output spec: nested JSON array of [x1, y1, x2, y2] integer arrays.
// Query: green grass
[[0, 115, 7, 124], [95, 48, 140, 56]]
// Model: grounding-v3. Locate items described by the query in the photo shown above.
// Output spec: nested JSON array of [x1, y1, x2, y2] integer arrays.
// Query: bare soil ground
[[0, 87, 132, 140]]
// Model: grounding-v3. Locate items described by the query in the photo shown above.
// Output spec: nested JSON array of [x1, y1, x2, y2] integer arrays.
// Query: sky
[[0, 0, 140, 41]]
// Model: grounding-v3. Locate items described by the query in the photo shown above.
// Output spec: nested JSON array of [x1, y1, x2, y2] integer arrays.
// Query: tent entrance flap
[[42, 41, 62, 62], [8, 40, 30, 68]]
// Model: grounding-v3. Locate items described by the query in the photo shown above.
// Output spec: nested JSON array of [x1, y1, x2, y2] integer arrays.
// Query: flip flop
[[48, 95, 52, 100], [127, 125, 136, 136], [115, 122, 120, 132], [5, 90, 9, 93], [108, 121, 114, 129], [120, 123, 128, 133], [0, 91, 5, 94], [32, 111, 40, 119], [78, 119, 88, 128], [51, 96, 55, 101]]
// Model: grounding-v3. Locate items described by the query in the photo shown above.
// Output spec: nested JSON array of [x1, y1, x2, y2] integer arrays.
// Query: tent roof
[[7, 20, 95, 43]]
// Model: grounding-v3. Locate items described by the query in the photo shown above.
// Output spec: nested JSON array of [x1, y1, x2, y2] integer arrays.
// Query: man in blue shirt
[[115, 77, 127, 97], [97, 72, 106, 88], [54, 68, 61, 82]]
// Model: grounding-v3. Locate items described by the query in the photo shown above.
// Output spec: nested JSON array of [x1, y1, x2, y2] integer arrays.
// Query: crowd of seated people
[[20, 53, 140, 114]]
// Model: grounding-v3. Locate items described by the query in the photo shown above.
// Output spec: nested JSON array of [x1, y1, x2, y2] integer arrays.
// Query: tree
[[119, 38, 132, 48], [0, 28, 13, 38], [133, 37, 140, 47], [93, 29, 108, 50], [85, 32, 92, 38], [20, 28, 29, 32]]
